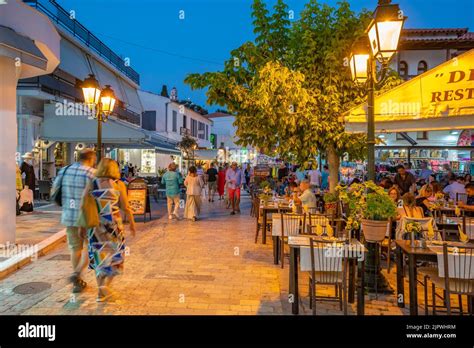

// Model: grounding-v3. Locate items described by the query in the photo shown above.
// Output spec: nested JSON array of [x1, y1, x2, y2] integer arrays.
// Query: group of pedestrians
[[161, 161, 246, 220], [52, 149, 136, 302]]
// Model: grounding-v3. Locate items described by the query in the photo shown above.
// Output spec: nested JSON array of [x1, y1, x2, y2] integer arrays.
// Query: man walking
[[161, 162, 183, 220], [206, 162, 218, 202], [52, 148, 96, 293], [226, 162, 243, 215]]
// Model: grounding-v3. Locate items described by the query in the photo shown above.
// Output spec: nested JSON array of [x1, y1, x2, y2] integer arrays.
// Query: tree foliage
[[185, 0, 403, 189]]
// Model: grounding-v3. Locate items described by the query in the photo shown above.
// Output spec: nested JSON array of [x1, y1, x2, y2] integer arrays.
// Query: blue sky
[[57, 0, 474, 111]]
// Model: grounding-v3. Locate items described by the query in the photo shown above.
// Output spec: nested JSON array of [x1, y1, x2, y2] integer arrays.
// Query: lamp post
[[81, 74, 116, 162], [349, 0, 405, 293], [349, 0, 405, 181]]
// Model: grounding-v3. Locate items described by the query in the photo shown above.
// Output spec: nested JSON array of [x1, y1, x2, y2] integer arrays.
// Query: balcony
[[18, 74, 141, 126], [23, 0, 140, 85]]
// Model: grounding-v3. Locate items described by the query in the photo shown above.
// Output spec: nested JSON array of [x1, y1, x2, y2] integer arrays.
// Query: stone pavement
[[0, 196, 423, 315]]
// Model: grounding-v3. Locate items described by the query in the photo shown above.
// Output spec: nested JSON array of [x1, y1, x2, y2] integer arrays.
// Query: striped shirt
[[52, 162, 95, 227]]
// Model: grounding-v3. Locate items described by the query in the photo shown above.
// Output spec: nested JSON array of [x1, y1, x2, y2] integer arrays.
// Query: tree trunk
[[327, 145, 340, 193]]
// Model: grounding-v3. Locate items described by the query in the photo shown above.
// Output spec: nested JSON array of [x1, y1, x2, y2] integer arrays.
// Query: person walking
[[51, 148, 96, 293], [184, 166, 204, 221], [86, 158, 136, 302], [161, 162, 183, 220], [226, 162, 243, 215], [217, 165, 226, 200], [206, 162, 218, 202]]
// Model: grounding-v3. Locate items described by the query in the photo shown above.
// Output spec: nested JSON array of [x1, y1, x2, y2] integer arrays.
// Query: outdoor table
[[287, 235, 367, 315], [395, 239, 474, 315], [260, 203, 291, 244]]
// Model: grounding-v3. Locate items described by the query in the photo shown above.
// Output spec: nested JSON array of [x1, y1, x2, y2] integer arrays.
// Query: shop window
[[399, 60, 408, 78], [417, 60, 428, 74], [417, 131, 428, 140], [172, 110, 177, 132]]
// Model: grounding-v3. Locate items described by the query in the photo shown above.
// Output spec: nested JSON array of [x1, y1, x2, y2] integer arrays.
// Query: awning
[[59, 38, 92, 80], [345, 49, 474, 133], [42, 103, 146, 144], [0, 25, 47, 70]]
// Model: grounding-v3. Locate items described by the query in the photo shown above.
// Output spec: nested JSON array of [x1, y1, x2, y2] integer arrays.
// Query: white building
[[206, 112, 257, 164]]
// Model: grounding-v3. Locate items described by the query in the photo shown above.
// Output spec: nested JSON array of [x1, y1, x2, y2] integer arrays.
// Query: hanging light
[[367, 0, 406, 64], [81, 74, 101, 107], [99, 85, 116, 117]]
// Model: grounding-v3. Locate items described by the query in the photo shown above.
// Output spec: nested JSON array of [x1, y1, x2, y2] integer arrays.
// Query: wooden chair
[[419, 243, 474, 315], [461, 216, 474, 242], [306, 238, 348, 315], [254, 198, 275, 243], [381, 218, 394, 272], [280, 212, 304, 268]]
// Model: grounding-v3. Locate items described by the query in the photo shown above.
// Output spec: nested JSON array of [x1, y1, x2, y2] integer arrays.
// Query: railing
[[22, 0, 140, 85], [18, 75, 141, 126]]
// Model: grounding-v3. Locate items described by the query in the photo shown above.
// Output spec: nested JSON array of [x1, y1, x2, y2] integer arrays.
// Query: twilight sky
[[57, 0, 474, 111]]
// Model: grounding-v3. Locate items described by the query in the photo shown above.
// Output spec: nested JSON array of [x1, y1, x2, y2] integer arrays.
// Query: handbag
[[77, 181, 100, 228], [51, 165, 72, 206]]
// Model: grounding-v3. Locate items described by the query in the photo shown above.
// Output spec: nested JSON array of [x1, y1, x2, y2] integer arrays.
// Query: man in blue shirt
[[161, 162, 183, 220], [226, 162, 243, 215]]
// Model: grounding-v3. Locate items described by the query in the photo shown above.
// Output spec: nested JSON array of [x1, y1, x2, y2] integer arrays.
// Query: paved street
[[0, 196, 410, 315]]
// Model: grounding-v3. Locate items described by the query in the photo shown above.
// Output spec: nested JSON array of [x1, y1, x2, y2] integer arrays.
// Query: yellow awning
[[345, 49, 474, 131]]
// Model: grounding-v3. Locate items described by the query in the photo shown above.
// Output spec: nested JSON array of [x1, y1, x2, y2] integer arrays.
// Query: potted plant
[[337, 181, 397, 242], [323, 191, 338, 215]]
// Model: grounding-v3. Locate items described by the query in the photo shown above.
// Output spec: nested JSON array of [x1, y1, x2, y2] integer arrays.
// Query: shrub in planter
[[337, 181, 397, 242], [323, 192, 338, 214]]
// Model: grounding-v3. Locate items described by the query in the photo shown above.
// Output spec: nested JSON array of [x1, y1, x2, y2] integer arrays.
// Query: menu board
[[127, 178, 147, 215], [254, 165, 271, 177]]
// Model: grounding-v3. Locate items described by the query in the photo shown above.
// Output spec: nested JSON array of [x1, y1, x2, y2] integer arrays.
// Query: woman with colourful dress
[[86, 158, 136, 302], [217, 165, 226, 201]]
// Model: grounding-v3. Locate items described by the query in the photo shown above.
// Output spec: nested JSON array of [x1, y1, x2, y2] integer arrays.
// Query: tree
[[177, 135, 198, 168], [160, 85, 169, 98], [185, 0, 401, 192]]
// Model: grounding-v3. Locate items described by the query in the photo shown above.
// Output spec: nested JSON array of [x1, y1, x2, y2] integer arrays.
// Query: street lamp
[[349, 0, 405, 181], [81, 74, 116, 162], [349, 0, 405, 295]]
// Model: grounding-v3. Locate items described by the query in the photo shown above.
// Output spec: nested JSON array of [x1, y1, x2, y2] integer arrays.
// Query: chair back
[[280, 213, 304, 238], [302, 239, 347, 284], [437, 243, 474, 294], [397, 216, 440, 240], [307, 213, 332, 235]]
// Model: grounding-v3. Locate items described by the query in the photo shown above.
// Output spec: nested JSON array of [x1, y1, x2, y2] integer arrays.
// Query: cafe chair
[[460, 216, 474, 243], [419, 243, 474, 315], [303, 238, 348, 315], [254, 197, 271, 243], [280, 212, 304, 269], [381, 218, 394, 273]]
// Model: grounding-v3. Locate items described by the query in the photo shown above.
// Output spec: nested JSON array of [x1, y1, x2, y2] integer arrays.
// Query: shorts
[[208, 181, 217, 191], [66, 226, 86, 251], [228, 187, 241, 201]]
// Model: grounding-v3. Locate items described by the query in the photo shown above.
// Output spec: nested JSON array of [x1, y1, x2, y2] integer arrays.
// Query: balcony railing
[[18, 75, 141, 126], [23, 0, 140, 85]]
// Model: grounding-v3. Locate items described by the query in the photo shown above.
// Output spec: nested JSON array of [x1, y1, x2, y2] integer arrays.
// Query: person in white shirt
[[307, 165, 322, 189], [294, 179, 317, 209], [443, 176, 466, 201]]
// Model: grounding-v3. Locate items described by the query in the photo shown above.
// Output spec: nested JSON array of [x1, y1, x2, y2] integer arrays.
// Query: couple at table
[[287, 179, 317, 211]]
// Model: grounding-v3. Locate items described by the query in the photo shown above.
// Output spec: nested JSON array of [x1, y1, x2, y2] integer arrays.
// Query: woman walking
[[217, 165, 226, 201], [86, 158, 136, 302], [184, 166, 204, 221]]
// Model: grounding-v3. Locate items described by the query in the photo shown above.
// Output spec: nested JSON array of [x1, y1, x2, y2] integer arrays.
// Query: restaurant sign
[[345, 49, 474, 123]]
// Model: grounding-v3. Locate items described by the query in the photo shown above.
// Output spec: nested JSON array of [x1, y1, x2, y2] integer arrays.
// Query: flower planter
[[324, 202, 337, 215], [361, 219, 389, 243]]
